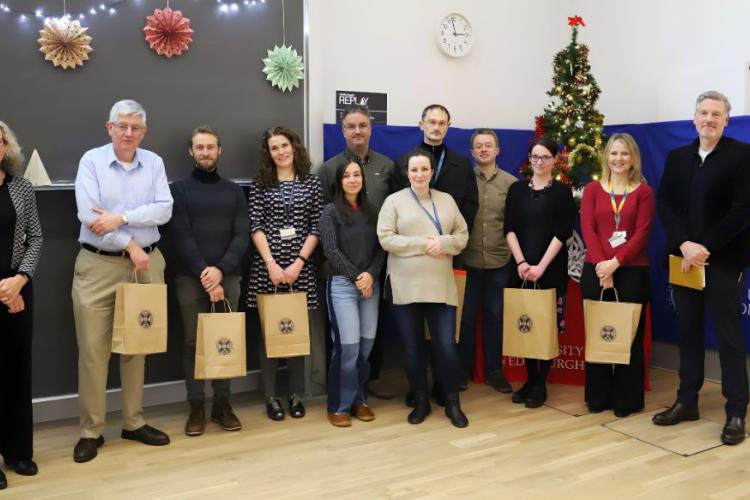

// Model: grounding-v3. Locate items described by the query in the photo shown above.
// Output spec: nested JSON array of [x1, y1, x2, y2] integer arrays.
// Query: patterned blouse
[[6, 175, 43, 278], [247, 175, 322, 309]]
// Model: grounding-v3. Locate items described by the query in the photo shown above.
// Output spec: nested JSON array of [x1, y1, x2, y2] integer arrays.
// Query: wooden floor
[[5, 369, 750, 499]]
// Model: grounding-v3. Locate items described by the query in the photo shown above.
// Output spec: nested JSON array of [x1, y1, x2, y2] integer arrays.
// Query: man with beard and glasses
[[169, 126, 250, 436]]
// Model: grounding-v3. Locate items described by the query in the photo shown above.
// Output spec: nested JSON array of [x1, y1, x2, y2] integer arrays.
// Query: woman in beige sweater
[[377, 150, 469, 427]]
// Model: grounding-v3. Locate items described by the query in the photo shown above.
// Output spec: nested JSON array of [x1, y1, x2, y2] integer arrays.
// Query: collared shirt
[[75, 143, 173, 250], [316, 147, 394, 210], [463, 165, 516, 269]]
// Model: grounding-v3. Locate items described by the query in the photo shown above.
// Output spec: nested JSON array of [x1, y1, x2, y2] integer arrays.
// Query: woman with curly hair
[[0, 121, 43, 489], [247, 126, 322, 421]]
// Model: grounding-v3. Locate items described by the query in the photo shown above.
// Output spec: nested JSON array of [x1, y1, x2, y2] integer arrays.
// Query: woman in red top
[[580, 133, 654, 417]]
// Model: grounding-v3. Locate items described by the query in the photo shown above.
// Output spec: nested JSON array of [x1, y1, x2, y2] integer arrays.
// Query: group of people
[[1, 89, 749, 491]]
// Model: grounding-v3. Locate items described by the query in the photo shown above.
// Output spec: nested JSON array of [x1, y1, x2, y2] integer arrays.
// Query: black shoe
[[73, 436, 104, 463], [614, 408, 638, 418], [652, 402, 699, 426], [0, 469, 6, 490], [266, 397, 285, 421], [587, 404, 610, 414], [288, 394, 306, 418], [511, 382, 532, 404], [121, 424, 170, 446], [721, 417, 746, 445], [525, 382, 547, 409], [445, 403, 469, 428], [6, 459, 38, 476], [431, 383, 446, 407], [485, 370, 513, 394], [405, 389, 416, 408], [408, 400, 432, 424]]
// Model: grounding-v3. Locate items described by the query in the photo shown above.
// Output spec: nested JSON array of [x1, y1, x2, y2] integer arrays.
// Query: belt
[[81, 243, 157, 257]]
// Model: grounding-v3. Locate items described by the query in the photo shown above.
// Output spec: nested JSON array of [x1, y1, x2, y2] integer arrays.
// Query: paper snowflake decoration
[[37, 17, 93, 70], [262, 45, 304, 92], [143, 7, 194, 58]]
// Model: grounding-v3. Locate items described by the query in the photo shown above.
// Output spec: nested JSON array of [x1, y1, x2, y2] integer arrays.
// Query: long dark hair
[[255, 126, 312, 188], [333, 159, 376, 224]]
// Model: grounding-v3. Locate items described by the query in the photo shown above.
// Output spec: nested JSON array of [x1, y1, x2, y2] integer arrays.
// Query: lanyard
[[430, 149, 447, 186], [607, 182, 630, 230], [409, 188, 443, 235], [280, 180, 296, 223]]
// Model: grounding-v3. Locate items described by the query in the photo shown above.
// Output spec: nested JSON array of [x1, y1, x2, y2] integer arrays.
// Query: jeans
[[326, 276, 379, 413], [175, 274, 241, 403], [390, 301, 462, 397], [457, 264, 512, 378]]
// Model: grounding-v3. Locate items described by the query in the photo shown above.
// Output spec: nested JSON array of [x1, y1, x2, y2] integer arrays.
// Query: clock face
[[437, 13, 473, 58]]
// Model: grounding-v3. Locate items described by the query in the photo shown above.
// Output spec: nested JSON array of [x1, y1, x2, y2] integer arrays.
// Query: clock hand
[[451, 19, 457, 36]]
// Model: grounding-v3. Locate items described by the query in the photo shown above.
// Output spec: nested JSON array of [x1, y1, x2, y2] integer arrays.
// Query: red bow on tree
[[568, 15, 585, 27]]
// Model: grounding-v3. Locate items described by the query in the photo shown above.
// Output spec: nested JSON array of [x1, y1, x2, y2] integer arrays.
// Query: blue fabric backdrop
[[323, 117, 750, 350]]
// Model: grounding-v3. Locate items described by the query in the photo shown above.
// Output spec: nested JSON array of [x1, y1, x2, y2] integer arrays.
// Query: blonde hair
[[0, 120, 24, 177], [600, 133, 646, 185]]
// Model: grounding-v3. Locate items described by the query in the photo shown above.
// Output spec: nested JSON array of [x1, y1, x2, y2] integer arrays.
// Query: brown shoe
[[185, 401, 205, 436], [211, 399, 242, 431], [351, 403, 375, 422], [328, 412, 352, 427]]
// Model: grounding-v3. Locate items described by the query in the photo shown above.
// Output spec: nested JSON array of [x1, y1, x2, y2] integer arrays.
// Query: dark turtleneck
[[420, 141, 445, 164], [191, 165, 220, 183]]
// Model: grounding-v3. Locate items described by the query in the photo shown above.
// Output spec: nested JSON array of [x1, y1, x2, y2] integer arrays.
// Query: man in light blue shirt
[[71, 99, 173, 463]]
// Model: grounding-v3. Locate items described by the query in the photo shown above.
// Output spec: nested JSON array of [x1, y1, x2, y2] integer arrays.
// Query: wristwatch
[[121, 213, 129, 225]]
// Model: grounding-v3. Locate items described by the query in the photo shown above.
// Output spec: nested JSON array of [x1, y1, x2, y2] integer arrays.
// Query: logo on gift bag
[[139, 311, 153, 329], [216, 337, 233, 355], [279, 317, 295, 334], [518, 314, 532, 333], [600, 325, 616, 342]]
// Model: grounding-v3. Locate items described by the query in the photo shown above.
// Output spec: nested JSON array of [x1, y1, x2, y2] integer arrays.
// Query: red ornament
[[567, 15, 585, 27], [143, 7, 193, 58]]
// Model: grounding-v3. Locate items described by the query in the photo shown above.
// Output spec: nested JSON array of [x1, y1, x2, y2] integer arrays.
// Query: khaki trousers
[[71, 247, 166, 438]]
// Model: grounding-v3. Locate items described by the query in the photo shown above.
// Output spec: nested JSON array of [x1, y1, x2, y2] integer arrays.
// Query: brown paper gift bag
[[584, 288, 642, 365], [257, 289, 310, 358], [195, 300, 247, 380], [502, 282, 558, 360], [425, 269, 467, 342], [112, 271, 167, 355]]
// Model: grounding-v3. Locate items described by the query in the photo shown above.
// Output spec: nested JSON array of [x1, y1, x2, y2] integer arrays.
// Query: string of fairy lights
[[0, 0, 266, 24]]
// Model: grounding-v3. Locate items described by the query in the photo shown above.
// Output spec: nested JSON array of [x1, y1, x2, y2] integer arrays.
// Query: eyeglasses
[[529, 154, 553, 163], [112, 123, 145, 134]]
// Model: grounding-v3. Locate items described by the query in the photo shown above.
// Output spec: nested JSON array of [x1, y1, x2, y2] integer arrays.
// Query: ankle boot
[[525, 371, 548, 409], [211, 398, 242, 431], [185, 400, 205, 436], [407, 391, 431, 424], [444, 393, 468, 428]]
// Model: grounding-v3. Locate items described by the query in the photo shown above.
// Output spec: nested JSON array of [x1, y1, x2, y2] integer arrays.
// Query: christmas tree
[[521, 16, 605, 190]]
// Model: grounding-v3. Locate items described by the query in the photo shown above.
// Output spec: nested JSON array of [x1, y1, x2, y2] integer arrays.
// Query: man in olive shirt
[[457, 129, 516, 392]]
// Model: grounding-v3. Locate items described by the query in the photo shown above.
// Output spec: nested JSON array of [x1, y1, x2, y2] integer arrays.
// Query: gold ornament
[[595, 137, 602, 147], [568, 137, 577, 147], [555, 85, 563, 94], [38, 17, 93, 70]]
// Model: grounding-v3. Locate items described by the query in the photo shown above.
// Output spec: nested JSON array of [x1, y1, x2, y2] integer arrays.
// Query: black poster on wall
[[335, 90, 387, 124]]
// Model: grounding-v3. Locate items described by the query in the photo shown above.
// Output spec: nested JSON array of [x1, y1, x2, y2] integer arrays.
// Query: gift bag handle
[[131, 269, 141, 284], [273, 283, 296, 293], [210, 298, 232, 313], [599, 286, 619, 302], [520, 279, 540, 290]]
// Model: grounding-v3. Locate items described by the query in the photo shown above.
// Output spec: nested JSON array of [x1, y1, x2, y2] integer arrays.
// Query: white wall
[[308, 0, 750, 164]]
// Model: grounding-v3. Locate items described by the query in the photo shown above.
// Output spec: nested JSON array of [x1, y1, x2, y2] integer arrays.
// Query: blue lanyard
[[410, 188, 443, 235], [430, 149, 447, 186], [280, 180, 296, 223]]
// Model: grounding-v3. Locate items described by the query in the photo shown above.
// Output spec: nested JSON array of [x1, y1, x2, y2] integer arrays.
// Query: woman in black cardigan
[[0, 121, 43, 489]]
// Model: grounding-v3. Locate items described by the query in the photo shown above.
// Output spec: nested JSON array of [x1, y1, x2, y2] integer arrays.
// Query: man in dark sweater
[[655, 91, 750, 445], [169, 126, 250, 436]]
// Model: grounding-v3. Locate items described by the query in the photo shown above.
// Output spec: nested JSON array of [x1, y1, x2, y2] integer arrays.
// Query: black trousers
[[672, 262, 749, 418], [0, 282, 34, 462], [581, 264, 649, 413]]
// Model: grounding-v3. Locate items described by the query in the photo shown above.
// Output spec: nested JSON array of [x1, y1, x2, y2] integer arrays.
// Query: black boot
[[525, 361, 549, 409], [407, 391, 431, 424], [444, 393, 469, 428], [431, 381, 446, 407]]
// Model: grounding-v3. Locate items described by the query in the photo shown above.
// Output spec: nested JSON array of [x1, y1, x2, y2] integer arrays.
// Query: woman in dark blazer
[[0, 120, 43, 489]]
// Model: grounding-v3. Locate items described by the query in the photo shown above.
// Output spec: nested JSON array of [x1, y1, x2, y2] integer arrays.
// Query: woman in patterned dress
[[247, 126, 322, 421], [0, 121, 43, 489]]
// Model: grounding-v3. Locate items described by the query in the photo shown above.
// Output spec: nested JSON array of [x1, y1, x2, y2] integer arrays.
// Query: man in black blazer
[[655, 90, 750, 445], [392, 104, 479, 237]]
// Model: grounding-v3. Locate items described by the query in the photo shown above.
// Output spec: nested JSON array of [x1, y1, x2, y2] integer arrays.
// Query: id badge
[[279, 226, 296, 240], [609, 230, 627, 248]]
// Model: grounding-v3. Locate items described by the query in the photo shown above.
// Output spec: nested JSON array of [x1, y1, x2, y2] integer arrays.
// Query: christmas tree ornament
[[261, 0, 304, 92], [568, 137, 577, 147], [38, 17, 93, 69], [143, 3, 194, 58]]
